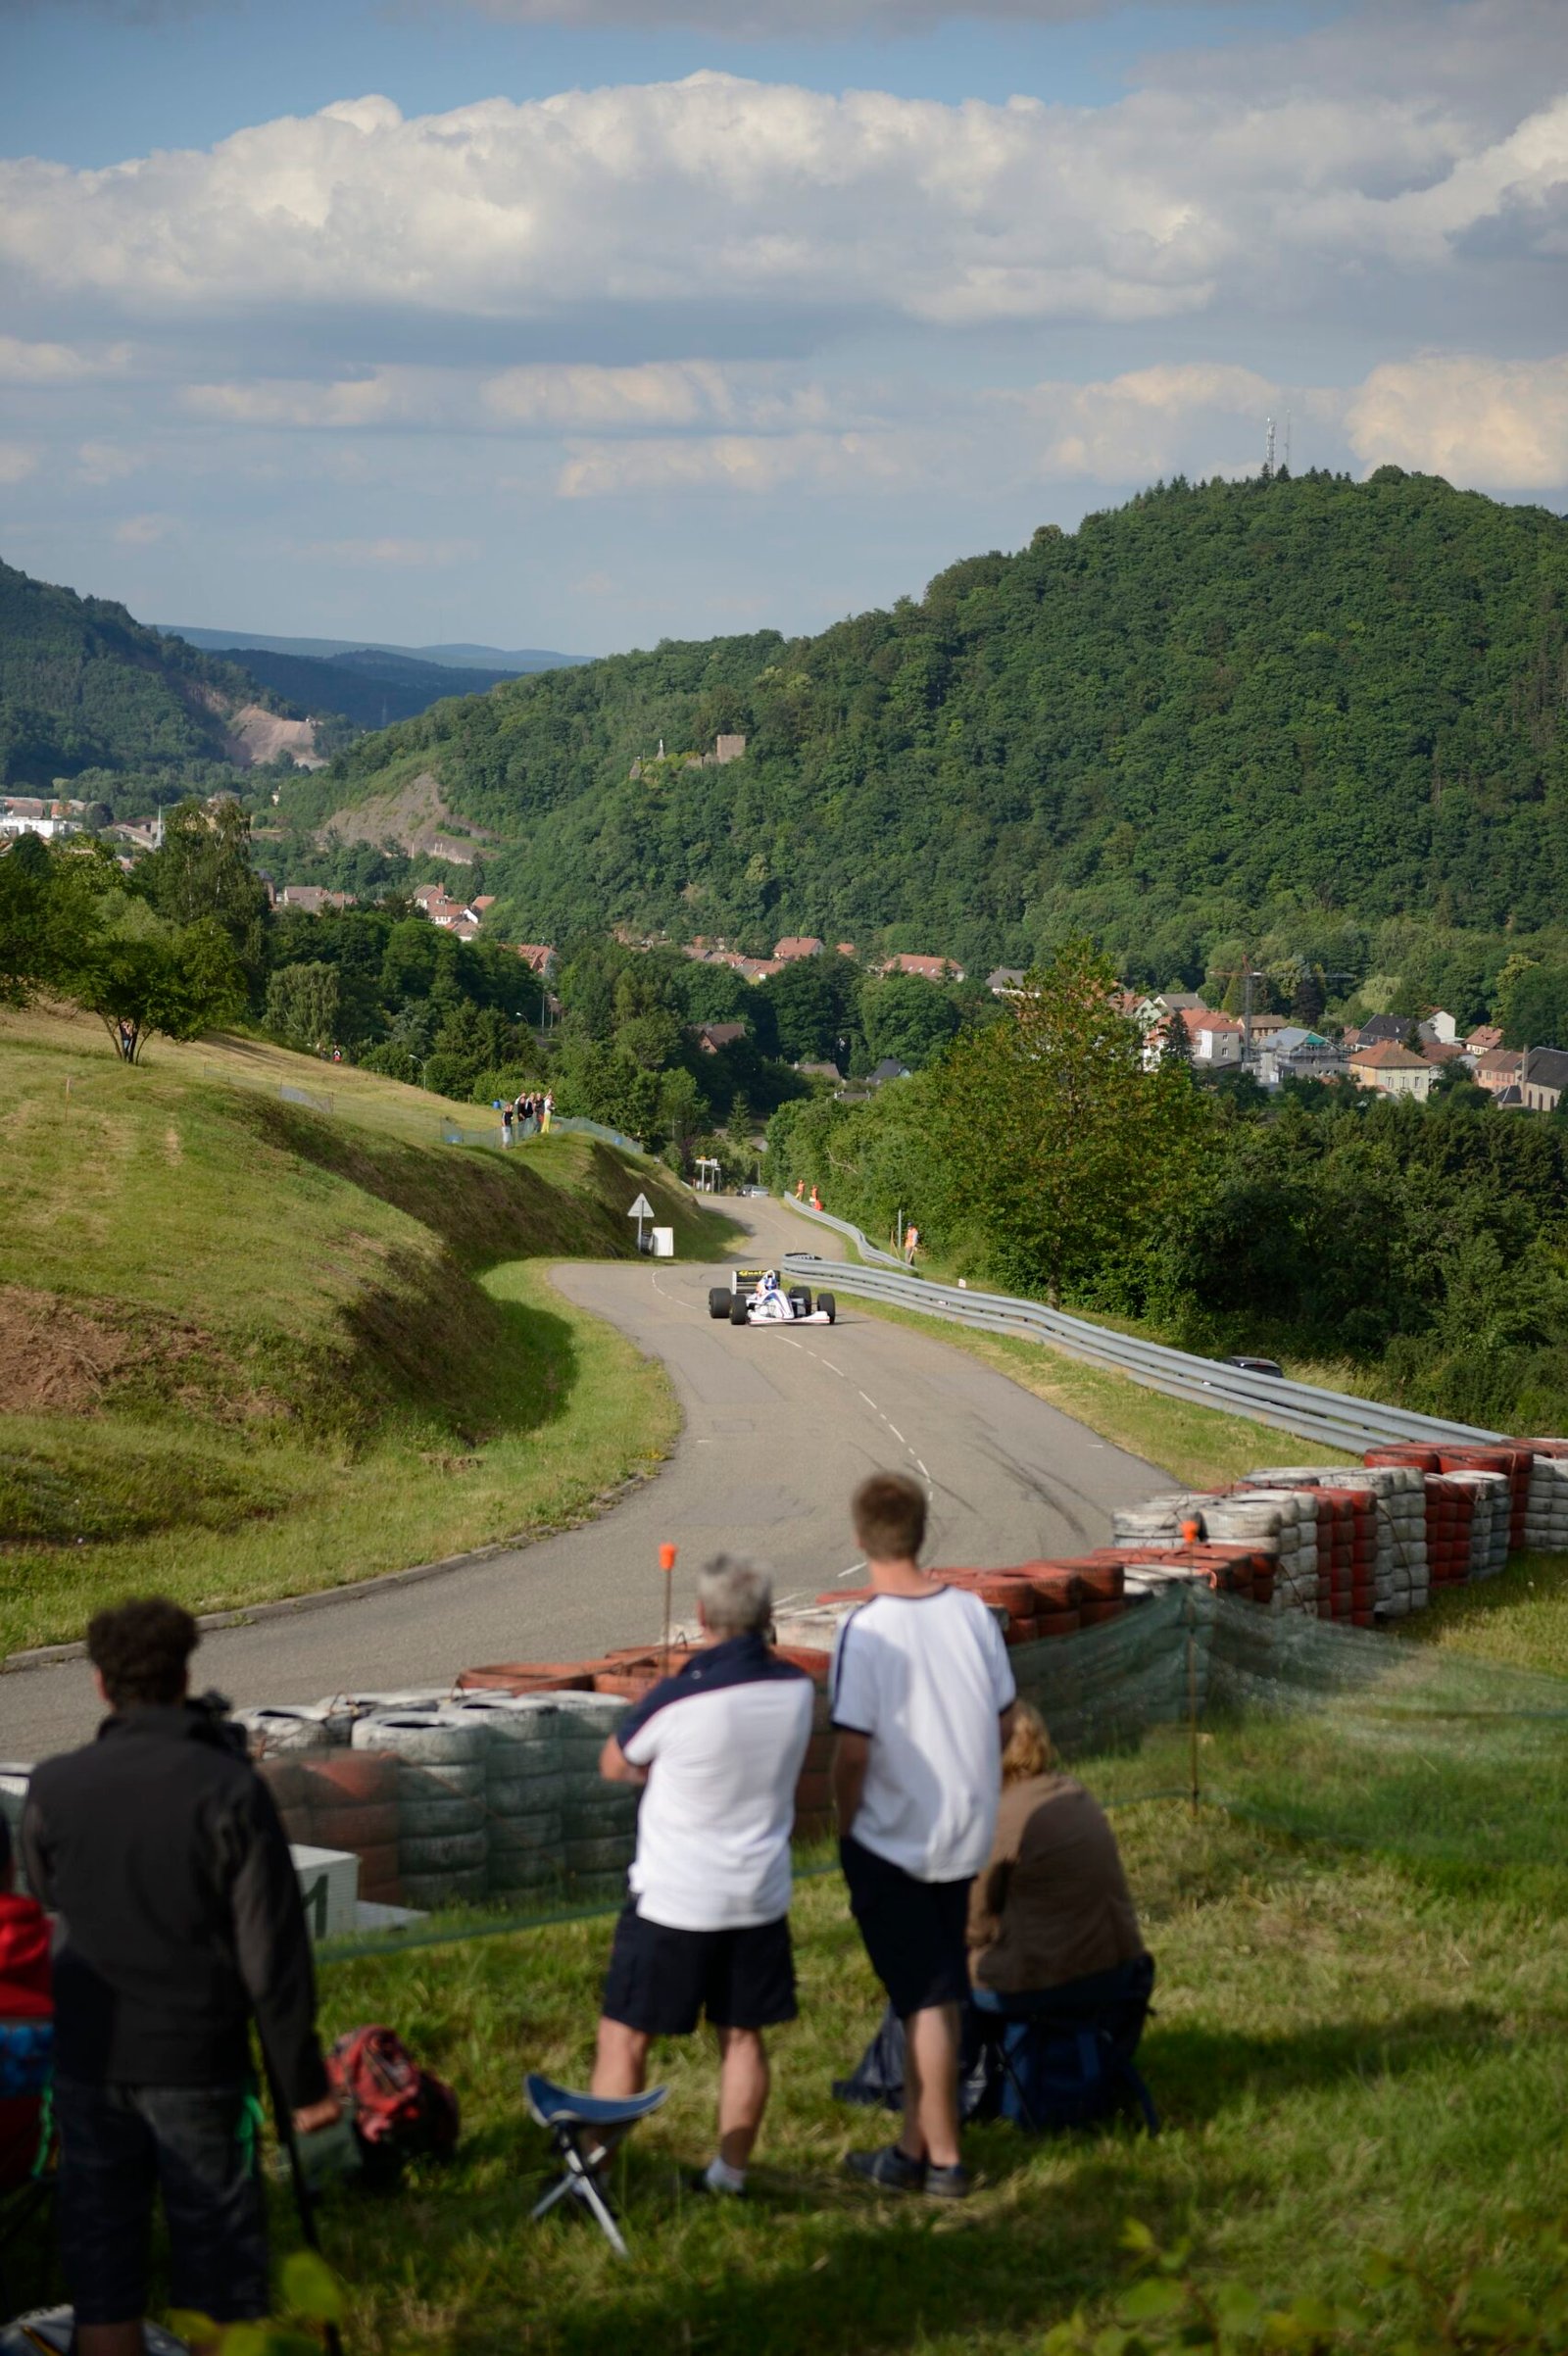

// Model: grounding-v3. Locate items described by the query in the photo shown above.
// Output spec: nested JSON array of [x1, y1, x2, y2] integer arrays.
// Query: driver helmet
[[760, 1268, 780, 1293]]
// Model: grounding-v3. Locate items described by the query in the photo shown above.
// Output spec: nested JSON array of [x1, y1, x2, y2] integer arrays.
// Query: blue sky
[[0, 0, 1563, 655]]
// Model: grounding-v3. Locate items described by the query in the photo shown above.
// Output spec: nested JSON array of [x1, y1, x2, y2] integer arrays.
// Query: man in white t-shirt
[[590, 1555, 815, 2196], [832, 1471, 1016, 2199]]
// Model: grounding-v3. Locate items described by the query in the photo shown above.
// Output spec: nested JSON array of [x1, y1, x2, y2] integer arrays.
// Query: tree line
[[765, 942, 1568, 1437]]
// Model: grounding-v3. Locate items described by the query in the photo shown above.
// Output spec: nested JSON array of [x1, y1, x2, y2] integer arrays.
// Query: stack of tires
[[304, 1751, 403, 1905], [553, 1694, 638, 1900], [353, 1712, 488, 1913], [444, 1695, 567, 1903]]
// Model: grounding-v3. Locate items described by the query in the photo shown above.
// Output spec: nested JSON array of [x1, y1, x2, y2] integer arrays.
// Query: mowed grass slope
[[0, 1009, 732, 1653], [273, 1559, 1568, 2355]]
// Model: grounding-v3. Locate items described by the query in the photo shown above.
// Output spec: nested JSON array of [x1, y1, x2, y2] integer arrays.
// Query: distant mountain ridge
[[164, 626, 588, 672], [0, 558, 312, 786], [200, 643, 525, 733], [281, 469, 1568, 976]]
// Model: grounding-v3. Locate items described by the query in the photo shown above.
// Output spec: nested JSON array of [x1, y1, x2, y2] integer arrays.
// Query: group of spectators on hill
[[1, 1475, 1150, 2338]]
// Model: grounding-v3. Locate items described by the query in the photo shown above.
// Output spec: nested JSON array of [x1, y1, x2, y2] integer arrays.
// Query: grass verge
[[0, 1008, 734, 1652]]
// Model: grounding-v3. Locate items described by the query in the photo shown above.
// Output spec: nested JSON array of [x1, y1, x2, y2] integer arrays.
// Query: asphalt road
[[1, 1198, 1164, 1760]]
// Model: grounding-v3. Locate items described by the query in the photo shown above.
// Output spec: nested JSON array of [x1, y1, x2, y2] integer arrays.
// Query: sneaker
[[845, 2144, 928, 2193], [923, 2162, 973, 2200], [688, 2168, 746, 2198]]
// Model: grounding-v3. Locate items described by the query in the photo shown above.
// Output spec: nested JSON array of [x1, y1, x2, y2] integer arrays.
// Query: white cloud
[[77, 440, 144, 484], [1, 71, 1560, 337], [484, 360, 833, 432], [0, 444, 39, 484], [113, 512, 174, 544], [556, 426, 909, 497], [291, 535, 482, 566], [182, 376, 396, 428], [1005, 362, 1280, 481], [456, 0, 1231, 23], [1345, 351, 1568, 487], [0, 336, 132, 383]]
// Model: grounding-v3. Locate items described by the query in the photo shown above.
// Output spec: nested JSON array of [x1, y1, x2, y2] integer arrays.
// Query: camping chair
[[0, 2020, 56, 2315], [969, 1955, 1159, 2137], [524, 2073, 668, 2260]]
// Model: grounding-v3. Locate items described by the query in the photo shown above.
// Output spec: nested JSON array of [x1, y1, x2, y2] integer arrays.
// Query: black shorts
[[601, 1904, 797, 2037], [52, 2075, 269, 2328], [840, 1836, 974, 2019]]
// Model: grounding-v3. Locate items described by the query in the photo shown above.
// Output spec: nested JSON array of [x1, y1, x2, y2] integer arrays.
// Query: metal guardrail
[[775, 1203, 1503, 1455]]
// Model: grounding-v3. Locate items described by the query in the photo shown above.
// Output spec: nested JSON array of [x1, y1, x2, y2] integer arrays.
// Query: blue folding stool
[[524, 2073, 668, 2259]]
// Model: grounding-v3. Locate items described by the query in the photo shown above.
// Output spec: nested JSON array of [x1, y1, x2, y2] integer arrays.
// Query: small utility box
[[290, 1843, 360, 1939], [651, 1225, 674, 1258]]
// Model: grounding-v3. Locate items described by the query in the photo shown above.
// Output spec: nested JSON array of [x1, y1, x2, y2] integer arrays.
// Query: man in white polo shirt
[[832, 1471, 1016, 2199], [590, 1554, 815, 2195]]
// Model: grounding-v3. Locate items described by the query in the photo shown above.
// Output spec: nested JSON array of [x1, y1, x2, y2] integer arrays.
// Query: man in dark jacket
[[21, 1598, 338, 2354]]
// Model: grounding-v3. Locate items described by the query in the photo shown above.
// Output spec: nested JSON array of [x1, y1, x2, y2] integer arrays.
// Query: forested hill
[[294, 467, 1564, 975], [0, 559, 290, 786]]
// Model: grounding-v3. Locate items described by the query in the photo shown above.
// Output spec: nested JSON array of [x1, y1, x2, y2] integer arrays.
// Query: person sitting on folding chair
[[836, 1703, 1154, 2134], [589, 1555, 815, 2199], [965, 1702, 1154, 2133]]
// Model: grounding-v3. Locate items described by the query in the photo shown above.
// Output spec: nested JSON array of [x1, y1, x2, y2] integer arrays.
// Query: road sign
[[627, 1193, 654, 1219]]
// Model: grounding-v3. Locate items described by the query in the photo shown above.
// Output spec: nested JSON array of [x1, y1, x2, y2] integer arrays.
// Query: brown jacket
[[967, 1773, 1145, 1995]]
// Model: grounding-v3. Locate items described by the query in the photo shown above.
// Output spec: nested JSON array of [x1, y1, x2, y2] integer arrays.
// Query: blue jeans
[[53, 2076, 270, 2327]]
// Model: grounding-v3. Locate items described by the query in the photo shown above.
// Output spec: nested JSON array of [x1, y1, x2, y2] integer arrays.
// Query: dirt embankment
[[224, 705, 325, 769], [317, 770, 497, 859]]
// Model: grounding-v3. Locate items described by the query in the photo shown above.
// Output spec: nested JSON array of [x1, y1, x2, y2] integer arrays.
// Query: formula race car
[[708, 1266, 837, 1326]]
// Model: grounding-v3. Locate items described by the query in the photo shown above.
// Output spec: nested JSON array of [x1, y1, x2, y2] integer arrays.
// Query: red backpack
[[325, 2025, 459, 2184]]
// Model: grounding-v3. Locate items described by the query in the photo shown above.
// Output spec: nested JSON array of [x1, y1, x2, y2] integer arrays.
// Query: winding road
[[2, 1198, 1163, 1759]]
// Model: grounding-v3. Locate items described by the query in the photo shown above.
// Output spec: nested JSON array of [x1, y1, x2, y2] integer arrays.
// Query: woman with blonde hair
[[964, 1701, 1154, 2132], [836, 1701, 1155, 2134]]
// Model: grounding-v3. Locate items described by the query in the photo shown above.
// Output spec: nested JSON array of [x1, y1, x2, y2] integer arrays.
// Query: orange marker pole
[[660, 1542, 678, 1678]]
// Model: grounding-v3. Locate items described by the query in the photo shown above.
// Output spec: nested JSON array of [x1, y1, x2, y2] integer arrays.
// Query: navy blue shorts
[[840, 1836, 973, 2019], [53, 2076, 269, 2327], [602, 1904, 797, 2037]]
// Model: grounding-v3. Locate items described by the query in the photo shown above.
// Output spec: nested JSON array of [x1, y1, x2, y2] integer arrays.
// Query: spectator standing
[[832, 1473, 1015, 2198], [541, 1089, 555, 1133], [590, 1556, 814, 2195], [21, 1599, 338, 2355], [501, 1102, 514, 1149], [0, 1811, 52, 2198]]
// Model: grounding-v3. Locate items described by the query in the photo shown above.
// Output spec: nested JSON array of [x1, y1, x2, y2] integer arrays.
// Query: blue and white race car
[[708, 1266, 837, 1326]]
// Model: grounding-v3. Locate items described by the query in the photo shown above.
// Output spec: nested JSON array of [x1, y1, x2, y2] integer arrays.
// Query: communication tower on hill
[[1264, 417, 1277, 477]]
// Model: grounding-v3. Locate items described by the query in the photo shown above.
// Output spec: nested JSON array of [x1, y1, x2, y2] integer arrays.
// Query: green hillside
[[0, 1007, 721, 1653], [0, 557, 288, 786], [285, 470, 1568, 976]]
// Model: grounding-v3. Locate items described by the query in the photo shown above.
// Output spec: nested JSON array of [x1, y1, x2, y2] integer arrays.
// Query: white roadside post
[[627, 1190, 655, 1253]]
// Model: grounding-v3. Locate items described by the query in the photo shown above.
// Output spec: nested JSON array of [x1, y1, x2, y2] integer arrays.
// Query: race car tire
[[709, 1287, 732, 1319], [788, 1287, 812, 1315], [729, 1297, 750, 1325], [819, 1293, 836, 1324]]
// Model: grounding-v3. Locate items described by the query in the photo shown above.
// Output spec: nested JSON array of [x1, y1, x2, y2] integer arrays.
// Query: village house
[[1191, 1012, 1246, 1066], [513, 944, 559, 978], [1521, 1048, 1568, 1113], [1466, 1024, 1504, 1056], [988, 966, 1028, 995], [277, 885, 355, 914], [1134, 991, 1208, 1069], [1348, 1041, 1433, 1102], [1419, 1009, 1460, 1046], [882, 953, 965, 983], [693, 1021, 746, 1054], [773, 936, 824, 961], [1348, 1013, 1411, 1051], [1473, 1049, 1523, 1096], [1256, 1027, 1348, 1087]]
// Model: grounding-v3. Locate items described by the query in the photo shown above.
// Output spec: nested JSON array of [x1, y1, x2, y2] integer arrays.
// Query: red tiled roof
[[1351, 1042, 1428, 1069]]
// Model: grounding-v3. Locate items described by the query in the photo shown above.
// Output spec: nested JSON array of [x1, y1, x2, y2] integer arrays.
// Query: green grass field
[[121, 1564, 1540, 2354], [0, 1008, 737, 1654]]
